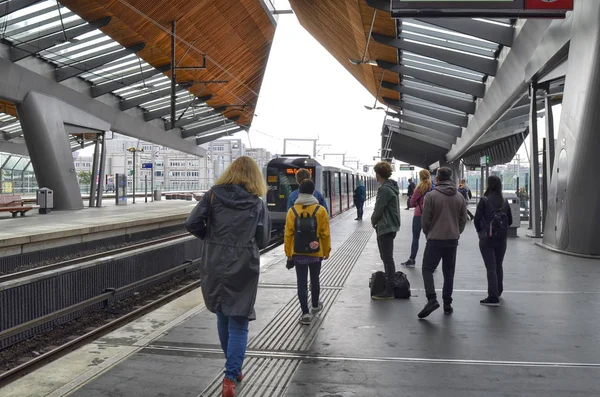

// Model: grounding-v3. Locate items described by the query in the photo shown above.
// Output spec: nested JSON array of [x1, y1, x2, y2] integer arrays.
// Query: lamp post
[[127, 147, 144, 204]]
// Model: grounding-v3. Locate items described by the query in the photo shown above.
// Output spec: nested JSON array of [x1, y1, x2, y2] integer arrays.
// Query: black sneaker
[[444, 303, 453, 315], [480, 297, 500, 307], [418, 300, 440, 318], [372, 289, 395, 300], [401, 259, 416, 268]]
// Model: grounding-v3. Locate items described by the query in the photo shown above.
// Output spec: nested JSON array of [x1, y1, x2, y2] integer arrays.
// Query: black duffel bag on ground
[[394, 271, 411, 299], [369, 271, 386, 297]]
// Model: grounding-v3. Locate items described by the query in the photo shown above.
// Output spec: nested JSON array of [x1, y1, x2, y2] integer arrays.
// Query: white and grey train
[[265, 155, 377, 231]]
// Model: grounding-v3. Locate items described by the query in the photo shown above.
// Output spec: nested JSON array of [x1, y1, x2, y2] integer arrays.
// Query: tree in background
[[78, 171, 92, 186]]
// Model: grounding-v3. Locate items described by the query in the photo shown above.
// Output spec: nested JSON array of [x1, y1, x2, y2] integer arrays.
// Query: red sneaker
[[222, 378, 236, 397], [237, 372, 243, 382]]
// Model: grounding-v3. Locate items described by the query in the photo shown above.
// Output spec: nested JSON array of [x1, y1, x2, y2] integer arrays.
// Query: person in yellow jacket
[[284, 179, 331, 325]]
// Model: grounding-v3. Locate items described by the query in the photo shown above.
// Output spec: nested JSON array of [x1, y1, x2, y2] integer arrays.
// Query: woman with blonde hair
[[185, 156, 271, 397], [401, 169, 433, 268]]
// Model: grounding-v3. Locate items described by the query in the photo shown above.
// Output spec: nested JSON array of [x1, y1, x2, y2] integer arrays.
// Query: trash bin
[[37, 187, 53, 214], [505, 194, 520, 237], [153, 189, 161, 201]]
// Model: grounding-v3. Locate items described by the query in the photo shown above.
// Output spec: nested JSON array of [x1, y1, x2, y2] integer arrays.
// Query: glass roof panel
[[3, 155, 20, 169]]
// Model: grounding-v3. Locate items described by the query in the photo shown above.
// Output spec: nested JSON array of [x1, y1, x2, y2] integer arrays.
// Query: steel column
[[170, 21, 177, 130], [544, 93, 555, 180], [97, 133, 107, 207], [528, 83, 542, 238], [89, 137, 100, 208], [542, 138, 548, 230]]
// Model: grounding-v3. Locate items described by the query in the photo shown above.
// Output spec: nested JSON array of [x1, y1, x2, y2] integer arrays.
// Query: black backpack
[[291, 205, 321, 253], [481, 197, 509, 239]]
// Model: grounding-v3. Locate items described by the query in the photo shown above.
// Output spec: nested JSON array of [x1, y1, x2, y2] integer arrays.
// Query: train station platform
[[0, 200, 196, 258], [3, 202, 600, 396]]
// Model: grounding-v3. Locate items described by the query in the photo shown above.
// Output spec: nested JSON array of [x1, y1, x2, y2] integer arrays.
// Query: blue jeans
[[295, 261, 322, 314], [356, 201, 364, 219], [410, 216, 422, 260], [216, 312, 249, 381]]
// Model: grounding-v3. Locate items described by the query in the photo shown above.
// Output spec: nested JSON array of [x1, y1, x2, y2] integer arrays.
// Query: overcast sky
[[240, 8, 384, 166]]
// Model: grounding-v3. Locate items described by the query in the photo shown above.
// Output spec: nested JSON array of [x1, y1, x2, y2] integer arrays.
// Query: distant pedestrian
[[474, 176, 513, 307], [406, 178, 416, 210], [370, 161, 401, 300], [458, 179, 474, 221], [184, 156, 271, 397], [418, 167, 468, 318], [353, 179, 366, 220], [286, 168, 329, 214], [401, 170, 433, 268], [285, 179, 331, 325]]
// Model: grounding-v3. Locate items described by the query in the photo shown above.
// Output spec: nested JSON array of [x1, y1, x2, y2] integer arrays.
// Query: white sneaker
[[299, 313, 312, 325], [311, 301, 324, 315]]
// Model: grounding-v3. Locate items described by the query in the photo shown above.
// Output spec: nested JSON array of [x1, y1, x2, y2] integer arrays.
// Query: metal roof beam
[[377, 60, 485, 97], [403, 20, 499, 50], [387, 120, 456, 144], [55, 43, 145, 82], [10, 18, 111, 62], [384, 97, 468, 127], [182, 117, 240, 139], [393, 128, 452, 150], [415, 18, 514, 47], [1, 0, 44, 18], [196, 127, 243, 146], [373, 33, 498, 76], [90, 66, 170, 97], [382, 82, 475, 114], [169, 107, 227, 129], [402, 113, 462, 138], [120, 86, 185, 110], [5, 11, 75, 36], [402, 56, 483, 82], [399, 30, 495, 58], [143, 94, 212, 121]]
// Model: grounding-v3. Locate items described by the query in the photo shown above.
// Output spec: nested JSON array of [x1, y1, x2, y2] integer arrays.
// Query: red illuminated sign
[[285, 168, 313, 176], [525, 0, 573, 10]]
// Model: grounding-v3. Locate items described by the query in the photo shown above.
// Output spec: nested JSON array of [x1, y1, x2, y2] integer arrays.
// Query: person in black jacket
[[474, 176, 512, 307], [185, 156, 271, 397], [406, 178, 415, 210]]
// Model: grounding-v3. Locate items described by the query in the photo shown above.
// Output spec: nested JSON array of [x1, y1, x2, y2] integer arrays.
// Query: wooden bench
[[0, 194, 33, 217]]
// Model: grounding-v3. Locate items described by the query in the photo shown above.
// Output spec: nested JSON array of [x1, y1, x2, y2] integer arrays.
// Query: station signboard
[[141, 163, 153, 169], [390, 0, 573, 18], [480, 155, 491, 166], [398, 165, 415, 171]]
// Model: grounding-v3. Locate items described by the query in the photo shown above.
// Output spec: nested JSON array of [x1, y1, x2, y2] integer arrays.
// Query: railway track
[[0, 239, 283, 387]]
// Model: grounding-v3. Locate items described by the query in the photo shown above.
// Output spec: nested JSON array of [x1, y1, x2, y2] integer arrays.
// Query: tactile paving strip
[[197, 225, 373, 396]]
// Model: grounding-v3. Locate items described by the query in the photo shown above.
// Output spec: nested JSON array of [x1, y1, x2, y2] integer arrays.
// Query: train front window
[[266, 166, 315, 211]]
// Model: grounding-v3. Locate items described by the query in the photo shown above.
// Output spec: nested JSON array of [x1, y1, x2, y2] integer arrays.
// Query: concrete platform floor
[[3, 203, 600, 396]]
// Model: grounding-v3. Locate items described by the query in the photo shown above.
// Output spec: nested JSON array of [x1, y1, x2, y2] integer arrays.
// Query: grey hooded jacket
[[185, 184, 271, 320], [422, 180, 467, 241], [371, 179, 401, 236]]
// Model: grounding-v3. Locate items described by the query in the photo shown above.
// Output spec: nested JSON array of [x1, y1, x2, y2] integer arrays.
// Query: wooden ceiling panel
[[60, 0, 275, 127], [289, 0, 399, 102]]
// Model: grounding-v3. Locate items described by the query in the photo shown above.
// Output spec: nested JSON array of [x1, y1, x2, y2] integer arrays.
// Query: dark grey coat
[[185, 184, 271, 320]]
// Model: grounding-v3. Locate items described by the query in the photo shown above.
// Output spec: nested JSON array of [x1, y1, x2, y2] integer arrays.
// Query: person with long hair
[[401, 169, 433, 268], [185, 156, 271, 397], [474, 175, 513, 307]]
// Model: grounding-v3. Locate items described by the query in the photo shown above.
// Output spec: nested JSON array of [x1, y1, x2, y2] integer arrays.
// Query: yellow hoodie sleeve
[[318, 207, 331, 258], [284, 208, 295, 258]]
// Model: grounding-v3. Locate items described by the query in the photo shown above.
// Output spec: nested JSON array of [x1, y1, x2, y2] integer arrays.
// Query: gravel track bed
[[0, 271, 198, 373]]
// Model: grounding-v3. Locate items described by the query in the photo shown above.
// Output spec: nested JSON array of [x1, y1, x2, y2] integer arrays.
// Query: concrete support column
[[528, 83, 542, 238], [16, 92, 110, 210], [543, 0, 600, 255]]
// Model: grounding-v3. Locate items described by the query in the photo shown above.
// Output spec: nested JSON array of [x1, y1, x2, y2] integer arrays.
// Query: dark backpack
[[481, 197, 509, 239], [291, 205, 321, 254]]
